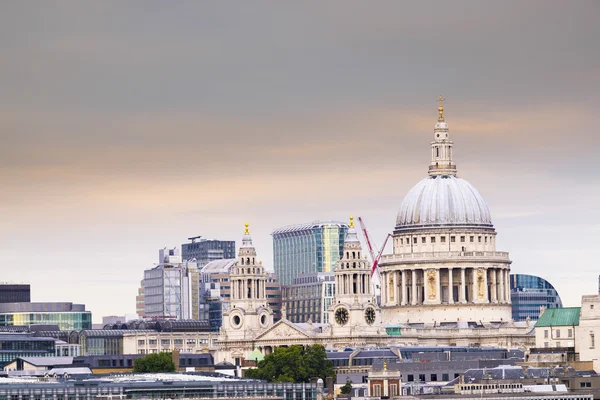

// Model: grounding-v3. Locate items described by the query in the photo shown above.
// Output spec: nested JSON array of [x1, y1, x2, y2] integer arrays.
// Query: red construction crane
[[357, 217, 391, 276]]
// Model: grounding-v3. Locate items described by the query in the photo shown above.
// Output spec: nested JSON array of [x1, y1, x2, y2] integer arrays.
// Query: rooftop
[[535, 307, 581, 327], [272, 221, 348, 235]]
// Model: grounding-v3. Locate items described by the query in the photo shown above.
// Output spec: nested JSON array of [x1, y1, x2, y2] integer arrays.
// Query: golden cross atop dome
[[244, 222, 249, 235], [437, 95, 446, 121], [349, 215, 354, 228]]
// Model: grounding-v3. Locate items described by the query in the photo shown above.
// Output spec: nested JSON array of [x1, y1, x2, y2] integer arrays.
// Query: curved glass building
[[510, 274, 563, 321]]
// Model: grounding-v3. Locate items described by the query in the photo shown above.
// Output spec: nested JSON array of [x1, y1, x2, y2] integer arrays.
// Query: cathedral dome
[[395, 175, 493, 232], [395, 97, 493, 233]]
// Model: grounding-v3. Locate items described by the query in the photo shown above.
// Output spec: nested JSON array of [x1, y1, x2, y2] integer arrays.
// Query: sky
[[1, 2, 599, 322]]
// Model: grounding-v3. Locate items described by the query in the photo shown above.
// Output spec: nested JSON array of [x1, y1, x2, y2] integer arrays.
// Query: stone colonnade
[[380, 267, 510, 306], [231, 277, 266, 301]]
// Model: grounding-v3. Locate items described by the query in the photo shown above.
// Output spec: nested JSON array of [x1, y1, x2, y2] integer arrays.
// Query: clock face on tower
[[364, 307, 376, 325], [335, 307, 349, 326]]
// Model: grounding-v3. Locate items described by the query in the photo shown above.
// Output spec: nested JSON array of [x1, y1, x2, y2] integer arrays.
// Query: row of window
[[137, 338, 209, 346], [400, 235, 491, 245], [544, 328, 573, 339]]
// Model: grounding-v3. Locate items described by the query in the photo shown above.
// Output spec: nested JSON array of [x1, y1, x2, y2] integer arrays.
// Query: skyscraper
[[143, 248, 199, 320], [272, 222, 348, 286], [510, 274, 563, 321], [181, 236, 235, 267]]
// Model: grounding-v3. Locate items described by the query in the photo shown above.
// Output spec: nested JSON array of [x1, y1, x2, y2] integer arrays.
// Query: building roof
[[201, 258, 237, 274], [17, 357, 74, 367], [535, 307, 581, 327], [272, 221, 348, 235]]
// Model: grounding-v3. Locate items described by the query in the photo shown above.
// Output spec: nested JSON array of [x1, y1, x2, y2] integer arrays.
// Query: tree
[[340, 378, 353, 395], [133, 352, 176, 373], [245, 344, 334, 383]]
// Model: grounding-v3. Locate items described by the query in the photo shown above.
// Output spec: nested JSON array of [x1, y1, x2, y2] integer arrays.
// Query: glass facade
[[272, 222, 348, 286], [0, 336, 56, 364], [0, 312, 91, 330], [282, 272, 335, 323], [182, 238, 236, 266], [510, 274, 563, 321], [0, 284, 30, 303]]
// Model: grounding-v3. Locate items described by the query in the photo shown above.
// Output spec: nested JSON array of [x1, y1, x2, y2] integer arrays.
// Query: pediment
[[255, 320, 312, 341]]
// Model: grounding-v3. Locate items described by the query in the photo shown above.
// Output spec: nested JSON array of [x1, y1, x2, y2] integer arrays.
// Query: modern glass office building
[[181, 236, 236, 266], [0, 303, 92, 331], [510, 274, 563, 321], [272, 221, 348, 286], [282, 272, 335, 324]]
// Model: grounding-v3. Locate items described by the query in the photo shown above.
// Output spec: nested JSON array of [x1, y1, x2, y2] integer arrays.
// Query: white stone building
[[216, 101, 534, 365], [378, 98, 512, 325], [576, 295, 600, 372]]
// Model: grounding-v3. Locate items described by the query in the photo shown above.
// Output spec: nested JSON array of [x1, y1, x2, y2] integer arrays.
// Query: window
[[431, 374, 438, 382], [580, 382, 592, 388], [407, 374, 414, 382], [591, 304, 595, 310], [450, 236, 455, 243], [478, 236, 482, 243], [544, 330, 549, 338], [149, 339, 157, 345], [431, 237, 436, 243], [544, 342, 549, 348], [442, 373, 449, 381], [419, 374, 426, 382], [485, 236, 488, 243], [441, 236, 446, 243], [174, 339, 183, 345], [568, 329, 573, 338], [460, 236, 465, 243], [400, 238, 403, 245], [390, 384, 398, 396], [470, 236, 474, 243], [591, 333, 595, 348], [138, 340, 145, 345], [413, 237, 417, 244], [373, 384, 381, 397], [161, 339, 170, 345], [422, 237, 426, 244]]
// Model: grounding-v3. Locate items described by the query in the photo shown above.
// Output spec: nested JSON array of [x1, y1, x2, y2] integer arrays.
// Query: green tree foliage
[[133, 352, 176, 373], [340, 378, 353, 395], [245, 344, 334, 383]]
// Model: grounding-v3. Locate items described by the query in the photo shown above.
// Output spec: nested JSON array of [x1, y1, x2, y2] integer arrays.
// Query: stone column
[[448, 268, 454, 304], [472, 268, 478, 302], [504, 269, 510, 303], [483, 269, 489, 303], [491, 269, 497, 303], [393, 271, 398, 305], [498, 270, 505, 303], [380, 272, 386, 303], [401, 270, 407, 306], [411, 269, 417, 305], [460, 268, 466, 303], [436, 269, 442, 303]]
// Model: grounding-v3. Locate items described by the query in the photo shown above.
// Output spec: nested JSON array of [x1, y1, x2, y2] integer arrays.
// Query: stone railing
[[380, 251, 509, 262]]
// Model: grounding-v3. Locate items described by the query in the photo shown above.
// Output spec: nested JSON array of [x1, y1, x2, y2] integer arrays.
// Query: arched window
[[241, 259, 244, 265], [352, 251, 356, 259], [246, 257, 250, 265], [436, 147, 439, 157]]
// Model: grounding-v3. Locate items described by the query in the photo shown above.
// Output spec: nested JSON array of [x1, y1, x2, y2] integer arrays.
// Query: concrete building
[[511, 274, 563, 321], [181, 236, 235, 266], [577, 295, 600, 373], [282, 272, 335, 324], [142, 248, 199, 320], [534, 307, 579, 349], [272, 221, 348, 286], [0, 302, 91, 331], [0, 284, 30, 303], [135, 280, 144, 318]]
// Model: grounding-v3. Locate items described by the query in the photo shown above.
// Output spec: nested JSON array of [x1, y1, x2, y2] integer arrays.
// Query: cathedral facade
[[216, 101, 533, 366]]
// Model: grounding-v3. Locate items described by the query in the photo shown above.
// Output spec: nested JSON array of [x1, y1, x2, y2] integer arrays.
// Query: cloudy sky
[[1, 2, 598, 321]]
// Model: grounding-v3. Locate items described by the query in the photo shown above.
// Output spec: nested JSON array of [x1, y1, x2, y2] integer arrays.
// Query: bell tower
[[328, 216, 381, 336], [221, 223, 273, 340]]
